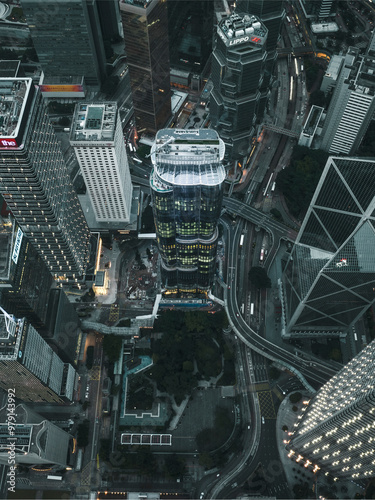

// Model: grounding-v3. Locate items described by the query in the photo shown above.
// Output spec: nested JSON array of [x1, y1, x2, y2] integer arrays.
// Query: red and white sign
[[0, 138, 18, 148]]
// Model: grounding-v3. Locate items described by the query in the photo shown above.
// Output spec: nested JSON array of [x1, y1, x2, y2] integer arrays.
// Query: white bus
[[240, 234, 244, 247], [75, 449, 83, 472], [271, 182, 276, 192], [250, 303, 254, 315], [260, 248, 265, 262], [47, 475, 62, 481]]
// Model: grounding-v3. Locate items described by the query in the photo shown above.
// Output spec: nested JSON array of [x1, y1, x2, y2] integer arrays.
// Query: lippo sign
[[0, 138, 18, 148], [229, 35, 262, 46]]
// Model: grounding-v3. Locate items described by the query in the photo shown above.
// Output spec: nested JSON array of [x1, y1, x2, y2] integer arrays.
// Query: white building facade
[[71, 102, 133, 224], [321, 48, 375, 155]]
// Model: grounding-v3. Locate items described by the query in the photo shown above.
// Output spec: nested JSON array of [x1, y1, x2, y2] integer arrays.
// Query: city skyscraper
[[0, 217, 53, 335], [167, 0, 214, 80], [150, 129, 225, 295], [235, 0, 284, 118], [288, 338, 375, 480], [321, 47, 375, 155], [96, 0, 122, 42], [0, 77, 91, 280], [20, 0, 107, 88], [297, 0, 334, 19], [210, 13, 268, 162], [70, 102, 133, 226], [0, 308, 76, 403], [0, 404, 72, 467], [282, 157, 375, 338], [119, 0, 172, 134]]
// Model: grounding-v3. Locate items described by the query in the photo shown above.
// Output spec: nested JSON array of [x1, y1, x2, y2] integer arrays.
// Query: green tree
[[268, 366, 281, 380], [248, 266, 271, 289], [86, 345, 94, 370], [77, 420, 90, 447], [270, 208, 283, 222], [103, 334, 123, 363], [135, 448, 157, 474], [99, 438, 111, 461], [82, 401, 90, 410], [277, 146, 328, 217], [183, 360, 194, 372], [289, 392, 302, 404], [163, 454, 185, 478], [198, 452, 213, 468]]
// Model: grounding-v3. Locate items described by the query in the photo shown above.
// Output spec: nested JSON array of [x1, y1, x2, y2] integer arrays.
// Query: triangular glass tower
[[282, 157, 375, 338]]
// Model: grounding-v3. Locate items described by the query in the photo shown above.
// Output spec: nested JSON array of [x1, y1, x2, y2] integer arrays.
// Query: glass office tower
[[167, 0, 214, 78], [119, 0, 171, 134], [288, 339, 375, 479], [0, 309, 76, 403], [21, 0, 107, 88], [210, 13, 268, 162], [0, 77, 91, 280], [0, 404, 72, 466], [282, 157, 375, 338], [150, 129, 225, 295]]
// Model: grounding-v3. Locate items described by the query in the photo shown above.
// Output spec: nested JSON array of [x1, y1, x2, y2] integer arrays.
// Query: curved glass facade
[[150, 129, 225, 295]]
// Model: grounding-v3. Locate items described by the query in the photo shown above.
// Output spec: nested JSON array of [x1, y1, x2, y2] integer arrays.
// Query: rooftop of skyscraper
[[120, 0, 152, 9], [0, 404, 71, 465], [0, 78, 33, 147], [352, 54, 375, 93], [70, 102, 117, 143], [218, 13, 267, 47], [151, 129, 226, 187]]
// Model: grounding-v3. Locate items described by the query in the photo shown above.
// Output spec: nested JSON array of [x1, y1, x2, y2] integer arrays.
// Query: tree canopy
[[103, 334, 123, 363], [77, 420, 90, 447], [248, 266, 271, 289], [149, 310, 229, 401], [276, 146, 328, 218]]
